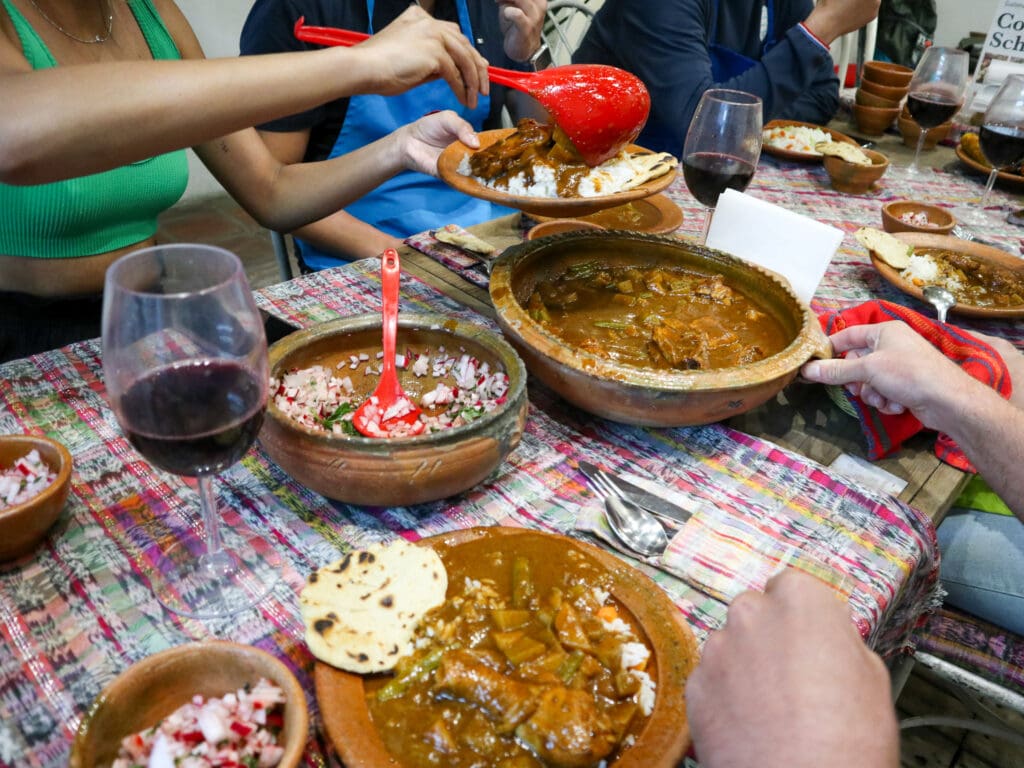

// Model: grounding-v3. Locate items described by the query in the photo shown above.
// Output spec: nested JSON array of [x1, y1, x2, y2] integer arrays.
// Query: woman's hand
[[396, 110, 479, 177], [359, 6, 490, 109], [496, 0, 547, 62]]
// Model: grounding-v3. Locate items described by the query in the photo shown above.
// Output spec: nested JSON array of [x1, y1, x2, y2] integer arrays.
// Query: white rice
[[762, 125, 831, 154], [458, 151, 650, 199], [901, 253, 964, 294]]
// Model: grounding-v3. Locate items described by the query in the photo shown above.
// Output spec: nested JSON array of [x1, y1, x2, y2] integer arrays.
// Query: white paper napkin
[[705, 189, 844, 304]]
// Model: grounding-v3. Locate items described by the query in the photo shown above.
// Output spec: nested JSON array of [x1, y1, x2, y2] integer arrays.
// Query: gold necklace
[[25, 0, 113, 44]]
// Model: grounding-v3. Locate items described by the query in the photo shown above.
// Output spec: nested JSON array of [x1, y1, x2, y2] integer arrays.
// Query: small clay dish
[[859, 78, 909, 103], [897, 114, 952, 150], [0, 434, 72, 561], [881, 200, 955, 234], [823, 148, 889, 194], [862, 61, 914, 88], [526, 219, 606, 240], [855, 88, 900, 110], [852, 103, 900, 136], [70, 641, 309, 768]]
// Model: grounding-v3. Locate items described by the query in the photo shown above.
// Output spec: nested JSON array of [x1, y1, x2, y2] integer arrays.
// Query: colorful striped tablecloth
[[407, 150, 1024, 349], [0, 260, 939, 767]]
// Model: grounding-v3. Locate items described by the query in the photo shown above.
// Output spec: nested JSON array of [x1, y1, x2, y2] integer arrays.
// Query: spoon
[[351, 249, 425, 438], [922, 285, 956, 323], [603, 494, 668, 557], [292, 17, 650, 166], [587, 469, 668, 557]]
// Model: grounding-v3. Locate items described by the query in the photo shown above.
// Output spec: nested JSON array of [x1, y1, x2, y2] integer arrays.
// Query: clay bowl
[[259, 314, 528, 507], [897, 113, 952, 150], [488, 231, 831, 427], [316, 526, 701, 768], [852, 103, 900, 136], [859, 77, 909, 103], [862, 60, 914, 88], [855, 87, 900, 110], [823, 147, 889, 194], [881, 200, 956, 234], [0, 434, 72, 561], [527, 218, 605, 240], [70, 641, 308, 768]]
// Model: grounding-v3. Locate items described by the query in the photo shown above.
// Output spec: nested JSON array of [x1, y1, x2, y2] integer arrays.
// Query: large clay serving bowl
[[315, 526, 701, 768], [0, 433, 72, 561], [70, 641, 308, 768], [489, 231, 831, 426], [259, 314, 528, 507]]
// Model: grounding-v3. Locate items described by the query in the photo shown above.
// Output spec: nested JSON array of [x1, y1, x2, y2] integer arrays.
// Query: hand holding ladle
[[292, 17, 651, 166]]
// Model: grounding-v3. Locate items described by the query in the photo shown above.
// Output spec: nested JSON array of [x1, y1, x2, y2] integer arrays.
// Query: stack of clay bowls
[[853, 61, 912, 136]]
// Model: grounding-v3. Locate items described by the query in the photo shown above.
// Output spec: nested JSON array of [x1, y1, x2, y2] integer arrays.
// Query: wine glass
[[960, 75, 1024, 227], [102, 244, 275, 620], [682, 89, 763, 241], [905, 46, 970, 175]]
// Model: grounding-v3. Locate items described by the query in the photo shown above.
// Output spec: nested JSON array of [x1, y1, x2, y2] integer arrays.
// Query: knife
[[578, 461, 694, 525]]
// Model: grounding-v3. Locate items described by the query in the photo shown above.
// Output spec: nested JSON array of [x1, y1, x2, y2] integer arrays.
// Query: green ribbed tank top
[[0, 0, 189, 258]]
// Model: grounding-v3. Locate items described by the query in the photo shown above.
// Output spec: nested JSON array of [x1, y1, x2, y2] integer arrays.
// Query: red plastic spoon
[[293, 17, 650, 166], [351, 249, 425, 439]]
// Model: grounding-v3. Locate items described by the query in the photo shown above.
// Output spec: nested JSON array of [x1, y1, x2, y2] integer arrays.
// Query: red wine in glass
[[905, 47, 969, 174], [121, 361, 265, 478], [906, 92, 960, 129], [682, 152, 757, 208], [682, 89, 763, 240], [103, 243, 275, 621], [979, 124, 1024, 170]]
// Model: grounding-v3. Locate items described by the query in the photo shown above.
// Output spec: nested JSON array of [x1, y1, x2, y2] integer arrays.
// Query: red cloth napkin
[[815, 300, 1013, 472]]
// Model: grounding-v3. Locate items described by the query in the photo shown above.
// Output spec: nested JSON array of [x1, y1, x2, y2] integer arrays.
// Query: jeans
[[937, 507, 1024, 636], [0, 291, 103, 363]]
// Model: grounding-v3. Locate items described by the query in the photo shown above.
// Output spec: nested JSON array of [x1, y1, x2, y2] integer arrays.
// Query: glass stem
[[196, 474, 224, 558], [980, 168, 999, 208], [910, 130, 927, 173], [700, 207, 714, 243]]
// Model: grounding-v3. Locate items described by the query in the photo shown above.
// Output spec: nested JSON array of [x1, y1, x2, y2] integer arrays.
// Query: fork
[[952, 223, 999, 249], [587, 470, 668, 557]]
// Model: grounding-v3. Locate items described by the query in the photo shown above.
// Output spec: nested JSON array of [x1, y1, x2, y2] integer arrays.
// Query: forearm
[[0, 48, 381, 185], [930, 378, 1024, 521], [203, 127, 409, 233], [288, 211, 404, 261]]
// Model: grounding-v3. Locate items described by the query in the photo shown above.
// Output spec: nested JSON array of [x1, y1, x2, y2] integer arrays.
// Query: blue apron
[[708, 0, 776, 81], [298, 0, 512, 270]]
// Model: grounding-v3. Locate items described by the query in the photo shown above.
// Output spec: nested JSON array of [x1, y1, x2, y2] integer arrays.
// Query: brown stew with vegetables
[[914, 249, 1024, 308], [524, 262, 791, 370], [366, 533, 655, 768]]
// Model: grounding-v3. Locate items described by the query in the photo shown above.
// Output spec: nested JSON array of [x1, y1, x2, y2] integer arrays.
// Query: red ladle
[[351, 249, 425, 438], [293, 17, 650, 166]]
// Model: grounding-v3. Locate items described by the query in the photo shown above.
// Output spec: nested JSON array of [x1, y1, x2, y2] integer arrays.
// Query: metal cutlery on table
[[578, 461, 694, 525], [952, 223, 1003, 250], [584, 467, 668, 557]]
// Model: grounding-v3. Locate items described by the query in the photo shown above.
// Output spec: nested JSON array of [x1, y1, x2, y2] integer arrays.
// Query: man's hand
[[803, 0, 880, 46], [397, 110, 479, 176], [800, 321, 969, 427], [686, 572, 899, 768], [496, 0, 547, 62], [361, 6, 489, 108]]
